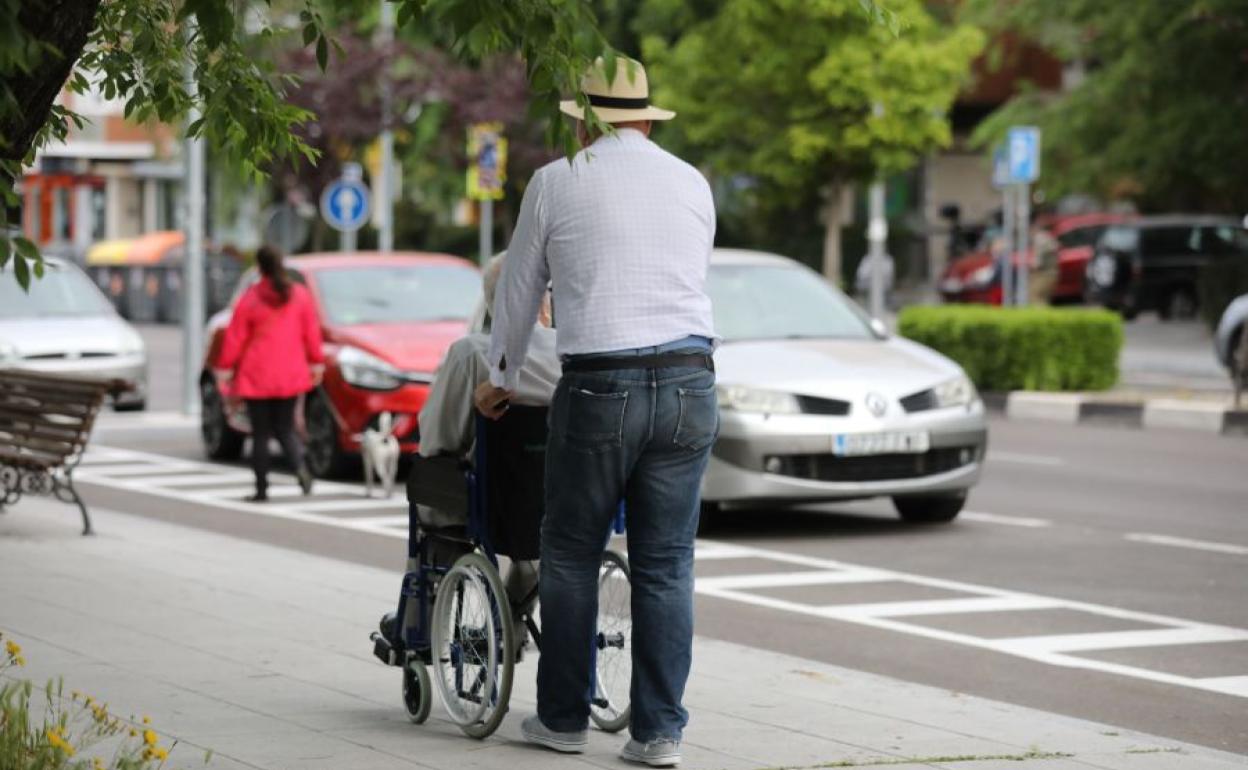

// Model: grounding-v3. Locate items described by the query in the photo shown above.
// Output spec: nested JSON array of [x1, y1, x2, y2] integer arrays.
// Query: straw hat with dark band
[[559, 57, 676, 123]]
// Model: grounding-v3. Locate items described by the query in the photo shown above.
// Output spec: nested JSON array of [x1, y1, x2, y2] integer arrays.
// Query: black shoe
[[245, 490, 268, 503], [379, 611, 398, 644], [297, 467, 314, 496]]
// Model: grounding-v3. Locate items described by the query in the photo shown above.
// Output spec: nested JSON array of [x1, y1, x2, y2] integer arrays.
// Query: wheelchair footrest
[[371, 631, 400, 667]]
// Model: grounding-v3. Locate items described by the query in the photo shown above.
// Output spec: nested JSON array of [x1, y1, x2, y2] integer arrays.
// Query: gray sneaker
[[621, 738, 681, 767], [520, 715, 587, 754]]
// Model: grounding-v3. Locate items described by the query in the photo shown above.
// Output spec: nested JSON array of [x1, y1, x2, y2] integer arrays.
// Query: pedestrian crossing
[[75, 445, 411, 539], [72, 444, 1248, 702], [693, 542, 1248, 700]]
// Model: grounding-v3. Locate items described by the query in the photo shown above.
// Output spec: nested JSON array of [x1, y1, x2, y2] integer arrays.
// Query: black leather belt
[[562, 352, 715, 373]]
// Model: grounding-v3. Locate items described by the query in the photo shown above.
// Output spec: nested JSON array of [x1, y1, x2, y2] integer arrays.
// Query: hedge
[[897, 305, 1124, 392], [1197, 259, 1248, 330]]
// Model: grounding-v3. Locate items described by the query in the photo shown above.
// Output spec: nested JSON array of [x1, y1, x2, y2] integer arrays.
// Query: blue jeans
[[538, 337, 717, 742]]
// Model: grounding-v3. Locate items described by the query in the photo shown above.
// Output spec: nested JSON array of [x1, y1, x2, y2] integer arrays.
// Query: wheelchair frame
[[371, 414, 630, 738]]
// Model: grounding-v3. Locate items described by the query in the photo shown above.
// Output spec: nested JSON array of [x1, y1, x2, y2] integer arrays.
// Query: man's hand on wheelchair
[[474, 381, 513, 421]]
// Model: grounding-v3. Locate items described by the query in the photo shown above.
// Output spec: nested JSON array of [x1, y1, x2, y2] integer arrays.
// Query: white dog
[[359, 412, 400, 499]]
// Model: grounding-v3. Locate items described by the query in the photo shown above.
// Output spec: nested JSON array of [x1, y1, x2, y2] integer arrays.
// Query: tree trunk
[[821, 183, 850, 288], [0, 0, 101, 163]]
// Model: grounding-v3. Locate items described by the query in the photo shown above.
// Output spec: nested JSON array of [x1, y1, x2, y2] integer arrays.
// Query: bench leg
[[54, 471, 93, 536]]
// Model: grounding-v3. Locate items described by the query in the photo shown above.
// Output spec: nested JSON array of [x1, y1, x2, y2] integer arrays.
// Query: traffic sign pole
[[377, 0, 395, 253], [479, 199, 493, 265], [182, 23, 205, 417], [1017, 183, 1031, 305], [1001, 184, 1014, 307]]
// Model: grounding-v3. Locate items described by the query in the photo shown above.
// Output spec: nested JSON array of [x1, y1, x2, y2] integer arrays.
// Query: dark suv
[[1085, 216, 1248, 320]]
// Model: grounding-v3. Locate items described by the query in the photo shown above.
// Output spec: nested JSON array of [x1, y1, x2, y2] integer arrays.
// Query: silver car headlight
[[338, 345, 404, 391], [933, 376, 978, 409], [119, 331, 146, 357], [717, 385, 801, 415], [1089, 255, 1117, 287]]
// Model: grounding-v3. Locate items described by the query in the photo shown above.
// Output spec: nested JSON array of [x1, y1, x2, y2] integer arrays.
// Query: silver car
[[0, 258, 148, 409], [703, 250, 987, 522]]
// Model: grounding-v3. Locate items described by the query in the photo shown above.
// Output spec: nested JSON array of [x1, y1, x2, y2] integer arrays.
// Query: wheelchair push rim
[[431, 551, 515, 738], [590, 549, 632, 733]]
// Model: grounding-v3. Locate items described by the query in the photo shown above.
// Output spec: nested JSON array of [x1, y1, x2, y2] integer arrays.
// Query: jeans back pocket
[[674, 385, 719, 452], [564, 386, 629, 454]]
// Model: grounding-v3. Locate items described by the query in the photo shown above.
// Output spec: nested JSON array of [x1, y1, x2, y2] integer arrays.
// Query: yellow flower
[[93, 758, 107, 770], [45, 728, 76, 756], [143, 728, 158, 746], [152, 747, 169, 761], [142, 716, 151, 725], [129, 728, 138, 737], [13, 655, 24, 667], [4, 639, 20, 657]]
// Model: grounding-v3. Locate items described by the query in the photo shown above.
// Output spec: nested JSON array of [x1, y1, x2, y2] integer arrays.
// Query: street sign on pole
[[321, 163, 371, 253], [1007, 126, 1041, 185], [377, 0, 395, 253], [992, 146, 1010, 190], [467, 123, 507, 263]]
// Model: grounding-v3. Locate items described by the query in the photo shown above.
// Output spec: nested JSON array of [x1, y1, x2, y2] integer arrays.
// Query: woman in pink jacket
[[217, 246, 325, 501]]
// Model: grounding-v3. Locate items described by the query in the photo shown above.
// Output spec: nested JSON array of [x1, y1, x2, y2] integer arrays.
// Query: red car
[[938, 213, 1127, 305], [200, 252, 482, 476]]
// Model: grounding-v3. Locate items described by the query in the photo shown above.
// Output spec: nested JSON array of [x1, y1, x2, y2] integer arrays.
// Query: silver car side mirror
[[870, 318, 888, 338]]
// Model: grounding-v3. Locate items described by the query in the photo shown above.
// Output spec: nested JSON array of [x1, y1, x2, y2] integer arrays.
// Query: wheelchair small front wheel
[[590, 549, 632, 733], [431, 552, 515, 739], [402, 658, 432, 724]]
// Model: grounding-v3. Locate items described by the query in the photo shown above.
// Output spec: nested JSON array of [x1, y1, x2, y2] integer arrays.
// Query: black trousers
[[246, 397, 304, 490]]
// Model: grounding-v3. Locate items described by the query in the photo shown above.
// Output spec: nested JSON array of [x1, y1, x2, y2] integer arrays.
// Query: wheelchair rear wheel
[[431, 552, 515, 738], [590, 549, 632, 733], [402, 658, 431, 724]]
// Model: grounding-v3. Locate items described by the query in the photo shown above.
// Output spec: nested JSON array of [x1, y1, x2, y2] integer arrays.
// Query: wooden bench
[[0, 370, 127, 535]]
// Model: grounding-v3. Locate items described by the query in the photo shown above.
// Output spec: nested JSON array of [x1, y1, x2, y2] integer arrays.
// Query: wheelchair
[[370, 406, 633, 738]]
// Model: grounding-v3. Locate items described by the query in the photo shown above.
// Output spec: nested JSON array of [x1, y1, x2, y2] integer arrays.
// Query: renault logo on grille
[[865, 392, 887, 418]]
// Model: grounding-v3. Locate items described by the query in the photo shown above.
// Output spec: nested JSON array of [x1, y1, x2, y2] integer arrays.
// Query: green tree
[[964, 0, 1248, 213], [641, 0, 982, 280]]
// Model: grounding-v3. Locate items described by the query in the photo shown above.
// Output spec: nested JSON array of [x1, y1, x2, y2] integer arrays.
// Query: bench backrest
[[0, 370, 118, 468]]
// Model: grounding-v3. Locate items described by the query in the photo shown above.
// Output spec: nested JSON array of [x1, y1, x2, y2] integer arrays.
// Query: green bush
[[898, 305, 1123, 392], [1198, 260, 1248, 329]]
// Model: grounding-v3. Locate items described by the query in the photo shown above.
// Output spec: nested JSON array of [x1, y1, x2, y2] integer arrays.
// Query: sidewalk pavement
[[2, 500, 1245, 770]]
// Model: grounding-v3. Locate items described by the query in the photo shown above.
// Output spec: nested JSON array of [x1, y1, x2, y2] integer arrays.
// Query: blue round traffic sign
[[320, 177, 372, 232]]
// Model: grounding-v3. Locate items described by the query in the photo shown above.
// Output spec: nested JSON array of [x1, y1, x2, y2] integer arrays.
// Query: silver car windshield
[[315, 265, 482, 325], [708, 264, 873, 342], [0, 264, 115, 318]]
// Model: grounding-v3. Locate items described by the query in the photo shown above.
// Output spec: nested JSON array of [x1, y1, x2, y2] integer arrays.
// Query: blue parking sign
[[1007, 126, 1041, 184]]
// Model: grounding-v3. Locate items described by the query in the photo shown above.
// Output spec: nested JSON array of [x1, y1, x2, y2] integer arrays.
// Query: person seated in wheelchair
[[412, 252, 560, 621]]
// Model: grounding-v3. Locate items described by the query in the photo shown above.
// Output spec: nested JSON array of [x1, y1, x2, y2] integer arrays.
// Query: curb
[[989, 392, 1248, 437]]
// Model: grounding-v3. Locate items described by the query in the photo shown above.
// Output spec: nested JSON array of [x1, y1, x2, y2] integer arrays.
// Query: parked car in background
[[0, 258, 148, 409], [200, 252, 481, 477], [1086, 216, 1248, 320], [938, 213, 1125, 306], [705, 250, 987, 523], [1214, 293, 1248, 405]]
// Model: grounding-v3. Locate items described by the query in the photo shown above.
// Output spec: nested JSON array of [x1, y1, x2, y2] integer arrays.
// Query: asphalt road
[[45, 323, 1248, 754]]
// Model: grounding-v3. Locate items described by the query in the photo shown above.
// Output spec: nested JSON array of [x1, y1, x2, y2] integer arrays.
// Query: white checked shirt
[[488, 128, 717, 391]]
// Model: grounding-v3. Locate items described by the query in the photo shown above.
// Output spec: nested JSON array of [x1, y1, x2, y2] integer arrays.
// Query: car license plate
[[831, 431, 930, 457]]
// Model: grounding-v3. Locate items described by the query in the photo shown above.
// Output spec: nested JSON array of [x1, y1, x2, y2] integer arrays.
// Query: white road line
[[693, 544, 758, 560], [694, 539, 1248, 699], [696, 569, 889, 591], [823, 595, 1064, 619], [297, 498, 406, 512], [987, 451, 1066, 467], [1198, 676, 1248, 698], [996, 627, 1248, 655], [961, 511, 1052, 528], [347, 514, 410, 528], [1125, 532, 1248, 556], [140, 473, 258, 487], [85, 463, 204, 478], [186, 485, 306, 500]]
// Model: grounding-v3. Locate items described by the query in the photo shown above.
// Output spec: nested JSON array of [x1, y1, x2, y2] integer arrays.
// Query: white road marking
[[1198, 676, 1248, 698], [139, 473, 258, 487], [297, 498, 407, 512], [1125, 533, 1248, 556], [987, 451, 1066, 467], [694, 539, 1248, 699], [94, 410, 199, 430], [347, 514, 410, 528], [961, 511, 1052, 528], [70, 444, 1248, 699], [186, 485, 306, 500], [84, 462, 203, 477], [696, 569, 889, 591]]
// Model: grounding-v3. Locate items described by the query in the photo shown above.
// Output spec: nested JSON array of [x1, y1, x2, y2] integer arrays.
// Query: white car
[[703, 250, 987, 523], [0, 258, 148, 410]]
